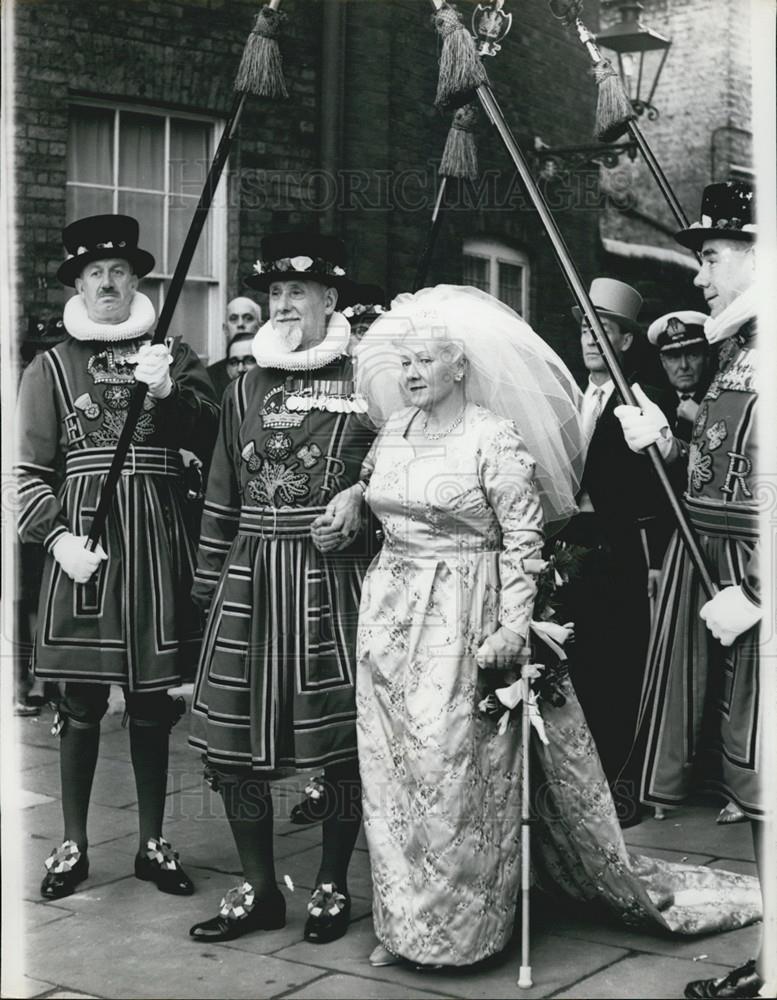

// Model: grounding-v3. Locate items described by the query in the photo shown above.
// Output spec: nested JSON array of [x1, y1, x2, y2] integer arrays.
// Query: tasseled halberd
[[235, 4, 289, 99], [432, 2, 487, 109], [439, 103, 479, 180], [593, 58, 635, 142]]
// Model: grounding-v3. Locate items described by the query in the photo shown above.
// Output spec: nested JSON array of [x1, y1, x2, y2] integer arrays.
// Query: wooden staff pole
[[413, 179, 448, 292], [568, 11, 693, 233], [86, 1, 285, 551], [474, 81, 715, 598]]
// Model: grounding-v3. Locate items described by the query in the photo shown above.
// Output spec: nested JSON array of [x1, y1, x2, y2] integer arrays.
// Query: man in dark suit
[[559, 279, 666, 826]]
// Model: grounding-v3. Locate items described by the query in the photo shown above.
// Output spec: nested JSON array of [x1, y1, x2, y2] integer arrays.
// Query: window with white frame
[[462, 238, 530, 320], [66, 102, 227, 361]]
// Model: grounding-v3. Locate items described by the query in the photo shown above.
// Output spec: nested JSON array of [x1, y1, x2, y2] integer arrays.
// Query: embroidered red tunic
[[16, 335, 219, 690], [639, 321, 762, 816], [189, 356, 375, 771]]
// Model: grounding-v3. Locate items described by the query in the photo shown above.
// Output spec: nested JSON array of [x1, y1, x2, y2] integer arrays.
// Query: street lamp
[[596, 1, 671, 120]]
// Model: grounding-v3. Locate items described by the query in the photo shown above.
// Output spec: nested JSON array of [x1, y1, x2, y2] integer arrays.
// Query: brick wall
[[598, 0, 753, 245], [14, 0, 603, 379], [339, 0, 603, 378], [14, 0, 322, 340]]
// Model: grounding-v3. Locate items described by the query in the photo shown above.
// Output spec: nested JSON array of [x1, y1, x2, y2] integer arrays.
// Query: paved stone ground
[[5, 699, 760, 1000]]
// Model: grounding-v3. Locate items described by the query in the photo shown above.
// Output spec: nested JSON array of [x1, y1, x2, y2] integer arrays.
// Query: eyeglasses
[[226, 355, 257, 370]]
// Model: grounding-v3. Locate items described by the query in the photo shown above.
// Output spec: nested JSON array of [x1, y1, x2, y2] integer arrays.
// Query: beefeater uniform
[[16, 333, 219, 691], [189, 339, 375, 771]]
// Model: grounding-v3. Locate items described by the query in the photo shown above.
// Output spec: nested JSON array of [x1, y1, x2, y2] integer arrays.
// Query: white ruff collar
[[63, 292, 156, 343], [704, 285, 757, 345], [252, 312, 351, 371]]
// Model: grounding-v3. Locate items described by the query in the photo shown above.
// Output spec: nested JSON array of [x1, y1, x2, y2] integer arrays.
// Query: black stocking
[[129, 719, 169, 853], [60, 718, 100, 852], [220, 773, 277, 898], [316, 759, 362, 895]]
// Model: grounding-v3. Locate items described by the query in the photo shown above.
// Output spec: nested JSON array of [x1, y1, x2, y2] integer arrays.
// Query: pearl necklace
[[422, 408, 466, 440]]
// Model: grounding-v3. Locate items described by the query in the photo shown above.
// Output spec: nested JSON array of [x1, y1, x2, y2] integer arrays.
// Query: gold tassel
[[235, 5, 289, 99], [432, 3, 487, 109], [593, 58, 635, 142], [439, 103, 479, 180]]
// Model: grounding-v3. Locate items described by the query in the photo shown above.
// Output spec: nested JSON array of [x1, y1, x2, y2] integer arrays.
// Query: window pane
[[169, 194, 211, 277], [498, 262, 525, 316], [162, 281, 210, 357], [140, 278, 163, 316], [118, 191, 164, 269], [169, 119, 211, 195], [462, 255, 489, 292], [66, 185, 113, 222], [68, 106, 113, 186], [118, 112, 165, 190]]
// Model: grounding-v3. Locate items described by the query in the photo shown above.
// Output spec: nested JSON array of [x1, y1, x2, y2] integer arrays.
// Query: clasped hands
[[310, 484, 363, 553]]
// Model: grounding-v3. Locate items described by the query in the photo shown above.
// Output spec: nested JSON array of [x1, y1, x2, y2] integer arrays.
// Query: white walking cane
[[518, 659, 533, 989]]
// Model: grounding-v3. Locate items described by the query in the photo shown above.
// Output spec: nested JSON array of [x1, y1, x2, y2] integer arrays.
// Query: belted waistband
[[684, 495, 759, 541], [381, 539, 499, 559], [65, 446, 183, 479], [238, 505, 328, 539]]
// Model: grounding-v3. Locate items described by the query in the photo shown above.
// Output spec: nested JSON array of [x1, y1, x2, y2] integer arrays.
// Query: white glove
[[134, 343, 173, 399], [700, 585, 761, 647], [52, 532, 107, 584], [614, 383, 674, 459]]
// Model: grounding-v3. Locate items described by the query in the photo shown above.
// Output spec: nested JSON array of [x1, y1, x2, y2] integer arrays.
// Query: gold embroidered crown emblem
[[260, 386, 306, 430], [87, 346, 138, 385]]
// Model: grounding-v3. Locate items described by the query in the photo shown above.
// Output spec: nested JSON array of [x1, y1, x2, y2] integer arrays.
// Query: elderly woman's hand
[[310, 484, 363, 553], [475, 625, 527, 670]]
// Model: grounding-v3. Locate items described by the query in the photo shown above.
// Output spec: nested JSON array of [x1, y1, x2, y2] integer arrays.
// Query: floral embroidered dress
[[15, 335, 219, 689], [357, 404, 544, 965], [189, 356, 375, 771], [357, 403, 761, 968]]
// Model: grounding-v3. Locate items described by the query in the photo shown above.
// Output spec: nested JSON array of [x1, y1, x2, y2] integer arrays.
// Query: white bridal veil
[[354, 285, 585, 536]]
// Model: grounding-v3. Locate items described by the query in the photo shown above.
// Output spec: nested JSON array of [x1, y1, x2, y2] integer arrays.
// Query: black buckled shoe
[[41, 840, 89, 900], [135, 837, 194, 896], [303, 882, 351, 945], [189, 883, 286, 942], [685, 959, 764, 999]]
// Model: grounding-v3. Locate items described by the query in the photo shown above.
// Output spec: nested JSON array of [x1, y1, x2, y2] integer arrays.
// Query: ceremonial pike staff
[[426, 0, 715, 601], [413, 3, 512, 291], [86, 1, 288, 550], [548, 0, 690, 229]]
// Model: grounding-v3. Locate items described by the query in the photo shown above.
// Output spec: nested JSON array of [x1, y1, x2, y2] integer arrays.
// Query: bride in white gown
[[351, 286, 761, 969]]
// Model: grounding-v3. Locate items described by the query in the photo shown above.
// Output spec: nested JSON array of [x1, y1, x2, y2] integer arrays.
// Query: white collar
[[251, 312, 351, 371], [63, 292, 156, 343], [704, 285, 757, 345]]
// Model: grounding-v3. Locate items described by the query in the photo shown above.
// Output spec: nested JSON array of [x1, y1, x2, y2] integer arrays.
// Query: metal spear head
[[472, 1, 513, 57]]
